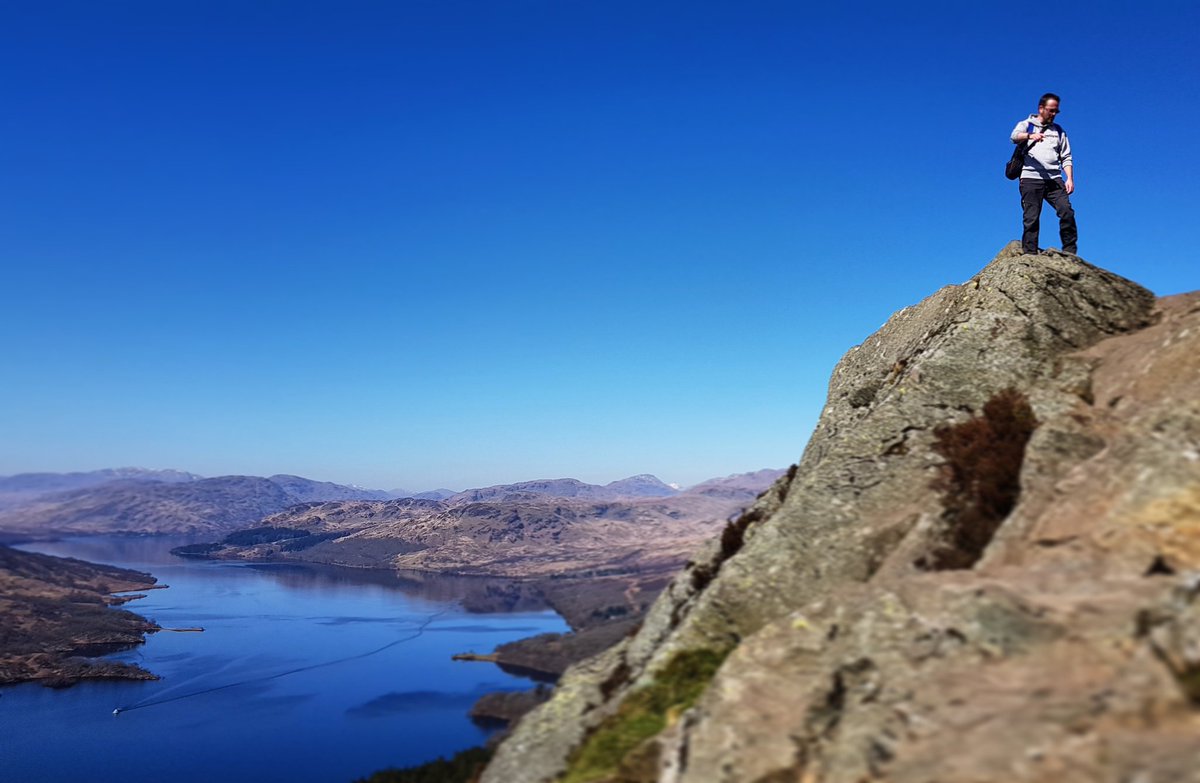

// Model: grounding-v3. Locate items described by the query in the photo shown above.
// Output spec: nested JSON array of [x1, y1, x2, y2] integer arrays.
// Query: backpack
[[1005, 122, 1035, 180]]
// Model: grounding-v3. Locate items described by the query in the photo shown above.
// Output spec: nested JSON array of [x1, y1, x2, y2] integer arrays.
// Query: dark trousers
[[1019, 178, 1077, 255]]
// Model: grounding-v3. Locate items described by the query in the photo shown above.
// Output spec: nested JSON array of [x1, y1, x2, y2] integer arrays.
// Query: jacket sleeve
[[1058, 128, 1073, 168], [1011, 119, 1029, 143]]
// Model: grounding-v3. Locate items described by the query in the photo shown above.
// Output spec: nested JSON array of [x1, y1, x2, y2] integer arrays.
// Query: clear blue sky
[[2, 1, 1197, 491]]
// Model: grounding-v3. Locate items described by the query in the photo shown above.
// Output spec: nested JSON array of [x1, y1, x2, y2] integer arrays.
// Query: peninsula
[[0, 546, 162, 687]]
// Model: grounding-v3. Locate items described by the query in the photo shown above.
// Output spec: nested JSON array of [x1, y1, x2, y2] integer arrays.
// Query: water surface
[[0, 536, 567, 783]]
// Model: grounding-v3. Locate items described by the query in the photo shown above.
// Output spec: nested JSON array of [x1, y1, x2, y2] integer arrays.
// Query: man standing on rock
[[1011, 93, 1077, 255]]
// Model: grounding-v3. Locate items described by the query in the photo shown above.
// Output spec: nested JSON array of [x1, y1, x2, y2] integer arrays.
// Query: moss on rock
[[561, 648, 727, 783]]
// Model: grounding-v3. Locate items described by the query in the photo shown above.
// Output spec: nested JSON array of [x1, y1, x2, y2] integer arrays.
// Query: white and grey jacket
[[1010, 114, 1073, 181]]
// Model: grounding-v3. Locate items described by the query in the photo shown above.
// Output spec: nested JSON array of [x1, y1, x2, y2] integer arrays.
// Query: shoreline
[[3, 533, 658, 783], [0, 545, 164, 689]]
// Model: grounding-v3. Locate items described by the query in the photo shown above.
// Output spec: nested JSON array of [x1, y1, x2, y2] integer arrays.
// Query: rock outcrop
[[481, 244, 1200, 783]]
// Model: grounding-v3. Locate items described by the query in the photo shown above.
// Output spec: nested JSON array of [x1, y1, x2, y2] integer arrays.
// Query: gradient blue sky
[[3, 1, 1197, 491]]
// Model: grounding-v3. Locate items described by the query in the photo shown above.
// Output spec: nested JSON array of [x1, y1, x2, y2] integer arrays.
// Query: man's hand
[[1065, 179, 1075, 194], [1029, 132, 1045, 142]]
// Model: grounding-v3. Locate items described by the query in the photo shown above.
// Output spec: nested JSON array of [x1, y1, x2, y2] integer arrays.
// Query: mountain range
[[0, 474, 391, 536], [0, 468, 202, 511], [0, 469, 780, 541], [170, 469, 784, 579]]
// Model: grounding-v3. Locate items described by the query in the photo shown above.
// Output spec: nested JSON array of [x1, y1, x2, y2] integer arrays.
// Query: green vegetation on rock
[[561, 648, 727, 783], [355, 745, 492, 783]]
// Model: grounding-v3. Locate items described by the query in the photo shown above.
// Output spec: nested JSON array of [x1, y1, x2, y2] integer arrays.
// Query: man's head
[[1038, 93, 1061, 124]]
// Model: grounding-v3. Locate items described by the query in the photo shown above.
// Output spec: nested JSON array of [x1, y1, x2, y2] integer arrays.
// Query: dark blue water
[[0, 536, 568, 783]]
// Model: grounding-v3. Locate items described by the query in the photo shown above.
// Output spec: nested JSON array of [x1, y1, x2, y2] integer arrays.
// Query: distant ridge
[[0, 467, 203, 494], [0, 468, 205, 512], [685, 468, 788, 498], [446, 474, 680, 505], [266, 474, 393, 503], [0, 469, 782, 538], [0, 473, 400, 536], [410, 489, 457, 500], [603, 474, 679, 498]]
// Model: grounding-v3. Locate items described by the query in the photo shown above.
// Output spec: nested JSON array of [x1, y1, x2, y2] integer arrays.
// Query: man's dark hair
[[1039, 92, 1061, 106]]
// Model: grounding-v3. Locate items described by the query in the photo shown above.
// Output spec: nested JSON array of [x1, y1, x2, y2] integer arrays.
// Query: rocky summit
[[481, 244, 1200, 783]]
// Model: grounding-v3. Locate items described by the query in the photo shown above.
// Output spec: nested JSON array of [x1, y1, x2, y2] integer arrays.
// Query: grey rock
[[640, 243, 1154, 669]]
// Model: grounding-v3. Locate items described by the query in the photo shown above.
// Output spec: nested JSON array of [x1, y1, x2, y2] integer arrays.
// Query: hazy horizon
[[0, 461, 784, 494]]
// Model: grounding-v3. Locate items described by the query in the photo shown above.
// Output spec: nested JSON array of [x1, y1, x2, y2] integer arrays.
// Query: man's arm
[[1012, 121, 1044, 143], [1060, 131, 1074, 193]]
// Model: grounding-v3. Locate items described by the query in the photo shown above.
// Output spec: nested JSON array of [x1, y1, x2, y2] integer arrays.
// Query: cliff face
[[482, 244, 1200, 783]]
